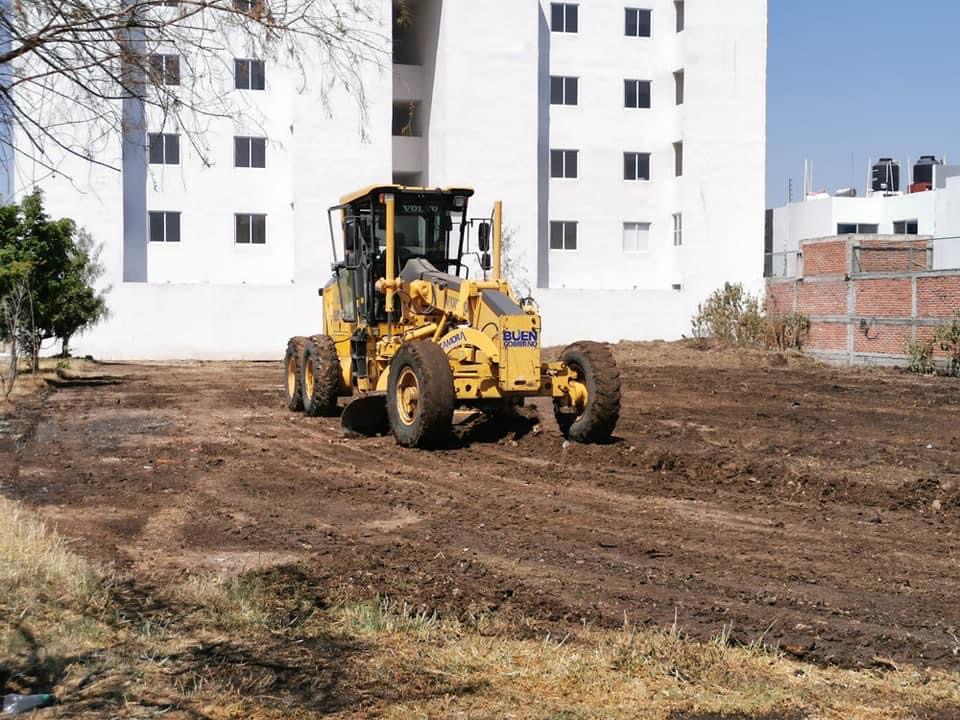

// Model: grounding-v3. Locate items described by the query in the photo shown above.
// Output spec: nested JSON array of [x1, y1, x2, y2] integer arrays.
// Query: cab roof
[[339, 184, 475, 206]]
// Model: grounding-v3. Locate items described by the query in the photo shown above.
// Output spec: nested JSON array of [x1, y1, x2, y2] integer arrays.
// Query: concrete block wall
[[765, 234, 960, 365]]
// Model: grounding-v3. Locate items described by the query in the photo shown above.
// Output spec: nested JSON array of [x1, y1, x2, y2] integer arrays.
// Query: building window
[[551, 3, 578, 33], [149, 54, 180, 85], [623, 152, 650, 181], [673, 141, 683, 177], [674, 0, 684, 32], [550, 76, 578, 106], [234, 136, 266, 168], [673, 213, 682, 246], [625, 8, 652, 37], [837, 223, 879, 235], [624, 79, 651, 109], [235, 59, 265, 90], [893, 219, 919, 235], [236, 213, 266, 244], [148, 133, 179, 165], [674, 70, 684, 104], [233, 0, 264, 11], [148, 211, 180, 243], [623, 222, 650, 253], [549, 221, 577, 250], [550, 149, 578, 179]]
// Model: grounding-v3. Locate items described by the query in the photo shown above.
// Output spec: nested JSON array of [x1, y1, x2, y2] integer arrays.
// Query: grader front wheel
[[386, 341, 455, 448], [554, 342, 621, 443]]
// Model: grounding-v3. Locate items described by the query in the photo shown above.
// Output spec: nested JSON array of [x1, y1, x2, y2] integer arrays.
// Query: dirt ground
[[2, 341, 960, 672]]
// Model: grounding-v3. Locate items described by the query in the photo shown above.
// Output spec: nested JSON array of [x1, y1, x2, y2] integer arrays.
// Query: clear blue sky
[[767, 0, 960, 207]]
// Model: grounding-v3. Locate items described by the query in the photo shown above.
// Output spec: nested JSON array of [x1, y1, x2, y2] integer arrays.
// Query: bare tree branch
[[0, 0, 389, 179]]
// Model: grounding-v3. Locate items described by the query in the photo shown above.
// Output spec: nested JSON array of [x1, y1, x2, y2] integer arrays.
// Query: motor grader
[[283, 185, 620, 448]]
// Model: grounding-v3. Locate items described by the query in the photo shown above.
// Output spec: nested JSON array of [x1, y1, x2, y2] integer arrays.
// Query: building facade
[[767, 167, 960, 365], [11, 0, 767, 359], [769, 166, 960, 276]]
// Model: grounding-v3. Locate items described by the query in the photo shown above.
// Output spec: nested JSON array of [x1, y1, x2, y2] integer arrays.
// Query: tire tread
[[387, 341, 455, 448], [555, 341, 621, 443], [302, 334, 341, 417]]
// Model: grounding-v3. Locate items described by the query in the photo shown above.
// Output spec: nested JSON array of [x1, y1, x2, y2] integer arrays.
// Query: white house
[[11, 0, 767, 359], [770, 162, 960, 277]]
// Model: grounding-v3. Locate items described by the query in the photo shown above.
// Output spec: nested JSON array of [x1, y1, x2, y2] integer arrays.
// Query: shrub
[[766, 312, 810, 351], [905, 339, 936, 375], [935, 313, 960, 377], [691, 283, 767, 348]]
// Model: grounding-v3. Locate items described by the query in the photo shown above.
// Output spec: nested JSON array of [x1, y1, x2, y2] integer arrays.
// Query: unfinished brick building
[[766, 234, 960, 365]]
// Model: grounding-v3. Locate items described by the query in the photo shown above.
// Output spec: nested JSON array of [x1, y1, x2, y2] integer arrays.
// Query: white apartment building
[[11, 0, 767, 359]]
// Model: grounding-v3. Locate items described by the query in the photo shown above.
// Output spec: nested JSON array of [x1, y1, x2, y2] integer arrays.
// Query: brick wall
[[857, 239, 930, 273], [802, 240, 847, 276], [916, 277, 960, 318], [764, 234, 960, 364], [765, 280, 795, 315], [855, 279, 912, 317], [807, 322, 847, 352], [853, 324, 912, 355], [797, 280, 847, 316]]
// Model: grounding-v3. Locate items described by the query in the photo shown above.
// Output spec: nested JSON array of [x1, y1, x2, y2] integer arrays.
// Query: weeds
[[906, 339, 936, 375], [693, 283, 809, 351], [0, 497, 107, 605], [935, 312, 960, 377], [766, 312, 810, 351], [692, 283, 767, 347]]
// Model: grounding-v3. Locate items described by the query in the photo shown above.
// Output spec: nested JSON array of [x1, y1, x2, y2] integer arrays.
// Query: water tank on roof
[[913, 155, 942, 186], [872, 158, 900, 193]]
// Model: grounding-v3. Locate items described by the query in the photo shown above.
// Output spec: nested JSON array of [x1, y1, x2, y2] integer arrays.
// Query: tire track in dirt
[[4, 349, 960, 669]]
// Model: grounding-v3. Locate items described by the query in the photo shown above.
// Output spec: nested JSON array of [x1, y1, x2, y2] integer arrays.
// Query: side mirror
[[344, 222, 358, 252], [481, 252, 492, 271], [478, 222, 490, 252]]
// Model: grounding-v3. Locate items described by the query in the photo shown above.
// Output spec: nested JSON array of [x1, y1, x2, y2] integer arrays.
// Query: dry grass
[[333, 602, 960, 720], [0, 357, 105, 405], [1, 500, 958, 718]]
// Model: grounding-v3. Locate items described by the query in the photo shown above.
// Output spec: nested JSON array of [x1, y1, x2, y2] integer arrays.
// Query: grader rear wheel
[[554, 342, 621, 443], [283, 337, 307, 411], [301, 335, 341, 417], [386, 341, 455, 448]]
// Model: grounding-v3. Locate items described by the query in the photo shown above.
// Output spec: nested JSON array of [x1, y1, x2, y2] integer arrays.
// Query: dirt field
[[2, 341, 960, 673]]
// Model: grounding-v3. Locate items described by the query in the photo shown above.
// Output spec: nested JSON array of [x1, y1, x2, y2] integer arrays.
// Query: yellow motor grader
[[283, 185, 620, 448]]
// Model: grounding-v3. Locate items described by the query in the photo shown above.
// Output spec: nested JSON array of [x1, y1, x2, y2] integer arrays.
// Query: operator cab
[[328, 185, 475, 326]]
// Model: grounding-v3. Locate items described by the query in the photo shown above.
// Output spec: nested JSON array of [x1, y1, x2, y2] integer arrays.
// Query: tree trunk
[[3, 314, 19, 399]]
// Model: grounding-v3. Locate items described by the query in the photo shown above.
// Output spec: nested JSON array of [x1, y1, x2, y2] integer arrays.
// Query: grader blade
[[341, 393, 389, 436]]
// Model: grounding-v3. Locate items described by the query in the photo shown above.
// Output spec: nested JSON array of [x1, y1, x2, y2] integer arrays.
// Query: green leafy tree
[[0, 190, 108, 363]]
